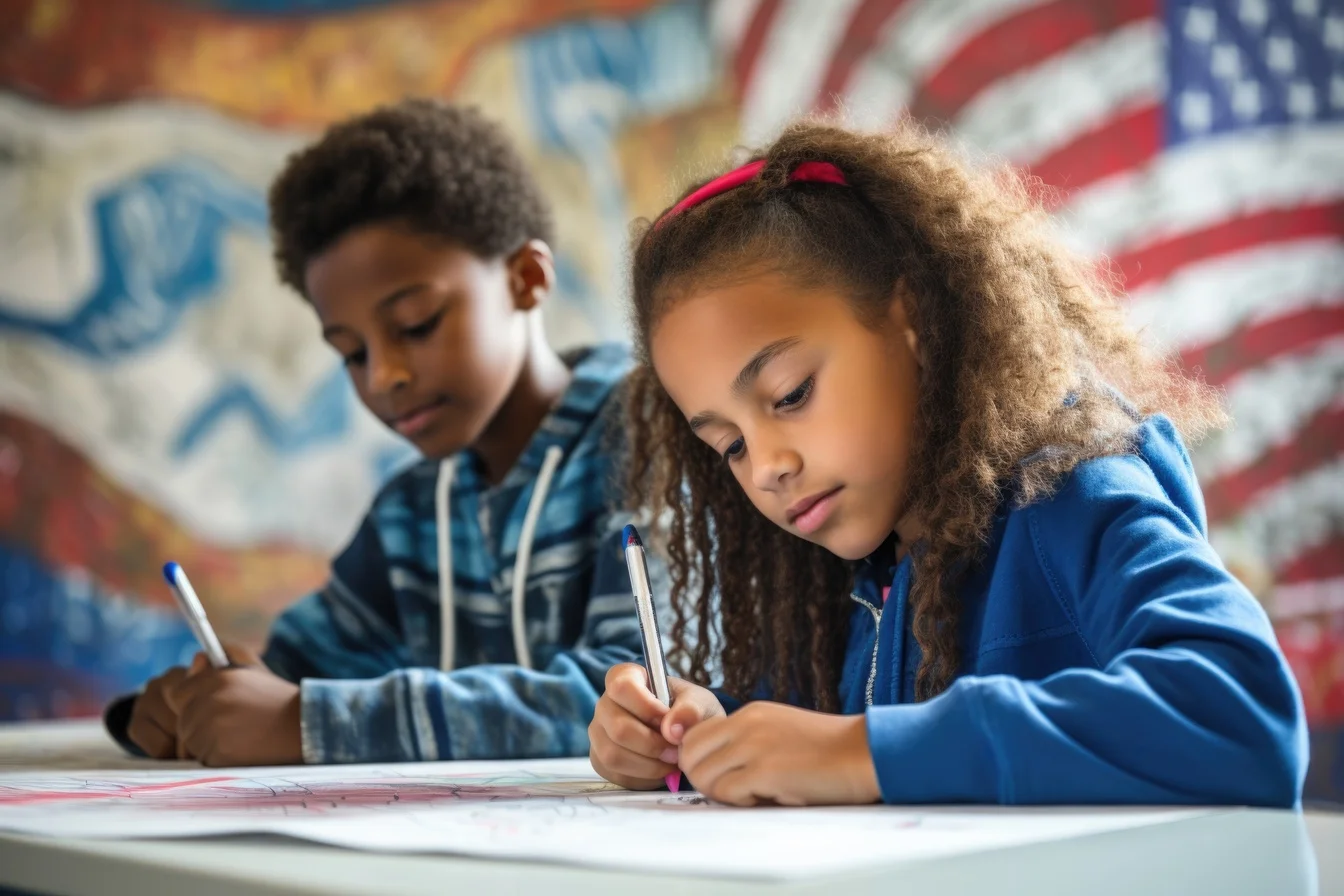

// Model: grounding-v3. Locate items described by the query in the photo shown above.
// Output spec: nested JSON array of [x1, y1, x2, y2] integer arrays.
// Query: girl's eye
[[774, 376, 814, 410], [401, 311, 443, 340], [342, 349, 367, 368], [722, 437, 745, 462]]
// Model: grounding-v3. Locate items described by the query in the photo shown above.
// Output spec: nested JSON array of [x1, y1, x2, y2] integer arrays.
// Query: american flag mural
[[1, 0, 1342, 799]]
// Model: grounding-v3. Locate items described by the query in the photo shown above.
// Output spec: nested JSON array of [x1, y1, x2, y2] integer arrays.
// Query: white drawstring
[[435, 457, 456, 672], [510, 445, 563, 671]]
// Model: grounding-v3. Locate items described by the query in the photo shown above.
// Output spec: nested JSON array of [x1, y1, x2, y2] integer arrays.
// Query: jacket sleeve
[[865, 449, 1308, 807], [294, 519, 646, 763], [261, 513, 412, 683]]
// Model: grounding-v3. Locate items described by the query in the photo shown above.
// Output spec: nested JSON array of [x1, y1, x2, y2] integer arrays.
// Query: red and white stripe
[[715, 0, 1344, 619]]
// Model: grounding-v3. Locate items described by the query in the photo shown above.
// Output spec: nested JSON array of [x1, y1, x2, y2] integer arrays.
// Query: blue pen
[[621, 525, 681, 793], [163, 562, 230, 669]]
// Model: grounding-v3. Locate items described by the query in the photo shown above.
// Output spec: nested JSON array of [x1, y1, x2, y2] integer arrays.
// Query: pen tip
[[622, 524, 641, 548], [162, 562, 179, 583]]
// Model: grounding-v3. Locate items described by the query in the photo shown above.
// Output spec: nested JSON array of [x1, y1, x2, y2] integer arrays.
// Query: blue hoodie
[[839, 414, 1308, 806], [108, 343, 647, 764], [755, 415, 1306, 806]]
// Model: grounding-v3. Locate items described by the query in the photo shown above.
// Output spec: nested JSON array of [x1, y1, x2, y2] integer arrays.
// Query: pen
[[621, 524, 681, 793], [163, 561, 230, 669]]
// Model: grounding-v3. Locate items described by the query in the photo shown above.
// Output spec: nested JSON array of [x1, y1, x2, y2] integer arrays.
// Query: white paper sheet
[[0, 750, 1212, 880]]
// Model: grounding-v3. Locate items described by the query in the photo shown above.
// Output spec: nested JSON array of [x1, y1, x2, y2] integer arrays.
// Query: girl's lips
[[788, 487, 843, 535]]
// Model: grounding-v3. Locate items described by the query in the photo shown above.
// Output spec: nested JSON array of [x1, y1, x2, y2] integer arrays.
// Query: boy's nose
[[366, 351, 412, 396]]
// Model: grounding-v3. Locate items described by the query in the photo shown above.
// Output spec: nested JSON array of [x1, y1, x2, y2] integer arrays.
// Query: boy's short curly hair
[[268, 99, 555, 295]]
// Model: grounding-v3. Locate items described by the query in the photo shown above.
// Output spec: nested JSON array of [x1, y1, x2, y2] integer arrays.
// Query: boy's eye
[[401, 311, 443, 340], [342, 349, 367, 367], [722, 437, 745, 462], [774, 376, 814, 410]]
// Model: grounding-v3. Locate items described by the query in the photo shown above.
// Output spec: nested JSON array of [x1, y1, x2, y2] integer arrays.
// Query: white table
[[1, 720, 1339, 895]]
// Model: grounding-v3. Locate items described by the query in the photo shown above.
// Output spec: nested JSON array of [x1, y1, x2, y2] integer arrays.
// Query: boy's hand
[[589, 663, 723, 790], [166, 644, 303, 767], [678, 702, 881, 806], [127, 666, 189, 758]]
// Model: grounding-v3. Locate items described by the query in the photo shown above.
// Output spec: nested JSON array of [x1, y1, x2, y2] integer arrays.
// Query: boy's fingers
[[164, 670, 210, 715], [222, 642, 261, 666], [187, 653, 209, 675], [127, 703, 176, 759]]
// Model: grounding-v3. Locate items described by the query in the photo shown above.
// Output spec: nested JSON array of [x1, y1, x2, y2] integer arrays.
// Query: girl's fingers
[[603, 664, 671, 727], [593, 736, 679, 781], [598, 703, 674, 759], [674, 714, 735, 769], [662, 700, 710, 744], [680, 733, 751, 801], [701, 767, 767, 807], [661, 682, 725, 744]]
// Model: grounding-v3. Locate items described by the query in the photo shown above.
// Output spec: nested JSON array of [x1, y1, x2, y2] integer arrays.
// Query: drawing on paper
[[0, 768, 624, 815]]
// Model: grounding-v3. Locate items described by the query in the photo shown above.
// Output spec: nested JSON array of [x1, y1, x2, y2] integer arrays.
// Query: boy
[[105, 100, 645, 766]]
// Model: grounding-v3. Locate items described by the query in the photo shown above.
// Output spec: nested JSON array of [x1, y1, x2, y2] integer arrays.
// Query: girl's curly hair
[[625, 119, 1225, 710]]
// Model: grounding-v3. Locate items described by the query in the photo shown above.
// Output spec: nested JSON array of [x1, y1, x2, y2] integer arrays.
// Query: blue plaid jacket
[[267, 343, 645, 763]]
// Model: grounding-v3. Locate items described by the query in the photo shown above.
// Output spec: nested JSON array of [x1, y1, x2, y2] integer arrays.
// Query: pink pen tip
[[665, 772, 681, 793]]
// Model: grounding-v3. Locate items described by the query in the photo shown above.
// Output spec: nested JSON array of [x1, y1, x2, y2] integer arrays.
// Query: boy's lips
[[389, 398, 448, 437], [786, 486, 843, 535]]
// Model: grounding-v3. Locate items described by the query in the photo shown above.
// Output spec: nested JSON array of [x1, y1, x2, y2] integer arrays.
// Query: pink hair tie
[[656, 160, 847, 228]]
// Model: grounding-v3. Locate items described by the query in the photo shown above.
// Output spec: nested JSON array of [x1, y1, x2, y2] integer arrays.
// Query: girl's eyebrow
[[688, 336, 803, 431], [688, 410, 719, 432], [731, 337, 802, 397]]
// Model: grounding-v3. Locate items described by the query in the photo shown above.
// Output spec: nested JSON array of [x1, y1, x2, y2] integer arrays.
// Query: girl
[[589, 121, 1307, 807]]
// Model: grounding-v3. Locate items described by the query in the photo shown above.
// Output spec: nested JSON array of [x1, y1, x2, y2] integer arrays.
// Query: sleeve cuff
[[299, 676, 432, 764], [102, 693, 147, 757], [864, 686, 1003, 803]]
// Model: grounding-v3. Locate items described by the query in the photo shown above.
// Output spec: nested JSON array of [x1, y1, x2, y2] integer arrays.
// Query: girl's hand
[[590, 663, 724, 790], [677, 702, 881, 806], [165, 644, 303, 767]]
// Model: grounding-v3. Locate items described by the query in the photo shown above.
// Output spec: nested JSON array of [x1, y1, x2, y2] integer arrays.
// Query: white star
[[1266, 34, 1297, 74], [1231, 80, 1263, 119], [1287, 80, 1317, 119], [1179, 90, 1214, 132], [1185, 6, 1219, 42], [1239, 0, 1270, 29], [1211, 43, 1241, 79], [1293, 0, 1319, 16], [1325, 15, 1344, 52], [1331, 75, 1344, 110]]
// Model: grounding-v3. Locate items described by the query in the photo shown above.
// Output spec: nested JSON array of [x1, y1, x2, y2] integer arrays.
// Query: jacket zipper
[[850, 593, 882, 707]]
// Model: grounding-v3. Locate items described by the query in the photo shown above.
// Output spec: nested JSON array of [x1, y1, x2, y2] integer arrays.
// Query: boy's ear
[[506, 240, 556, 312]]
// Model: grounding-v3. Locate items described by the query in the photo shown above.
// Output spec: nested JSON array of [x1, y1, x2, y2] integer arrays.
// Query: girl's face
[[651, 271, 921, 561]]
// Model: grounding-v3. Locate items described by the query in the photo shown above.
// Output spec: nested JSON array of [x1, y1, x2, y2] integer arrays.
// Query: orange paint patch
[[1, 0, 663, 127], [0, 411, 327, 640]]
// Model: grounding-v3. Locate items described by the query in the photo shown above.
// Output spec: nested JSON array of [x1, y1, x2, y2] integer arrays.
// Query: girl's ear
[[506, 240, 556, 312], [886, 289, 923, 368]]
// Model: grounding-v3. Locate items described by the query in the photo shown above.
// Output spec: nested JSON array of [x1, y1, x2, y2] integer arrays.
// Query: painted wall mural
[[1, 0, 1341, 798]]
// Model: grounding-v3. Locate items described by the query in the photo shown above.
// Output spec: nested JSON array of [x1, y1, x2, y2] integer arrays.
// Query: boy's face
[[651, 272, 921, 562], [306, 222, 534, 460]]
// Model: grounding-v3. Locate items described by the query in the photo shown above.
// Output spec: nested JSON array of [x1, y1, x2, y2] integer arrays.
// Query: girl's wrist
[[846, 713, 882, 803]]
